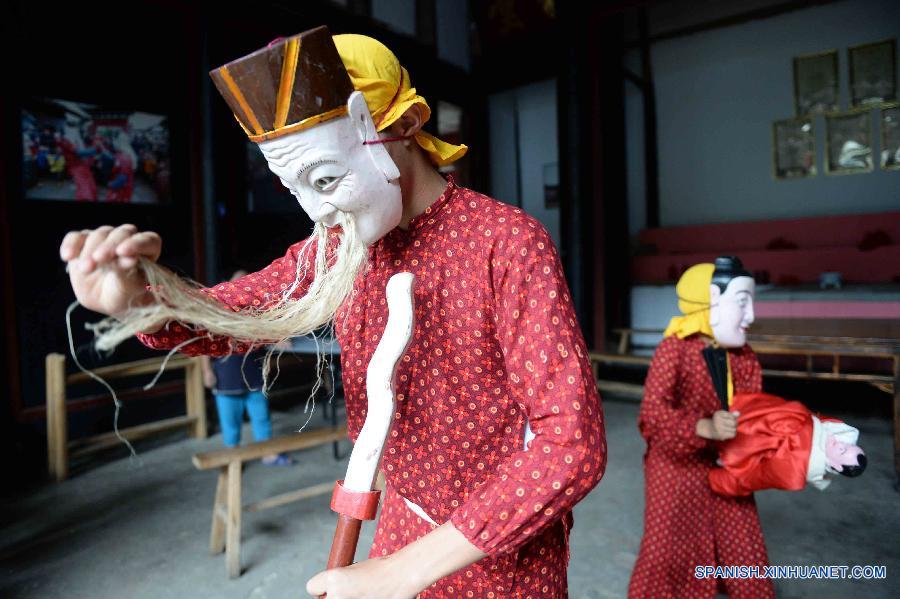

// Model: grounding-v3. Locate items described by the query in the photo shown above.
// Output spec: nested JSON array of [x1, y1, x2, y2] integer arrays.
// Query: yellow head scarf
[[333, 34, 467, 167], [663, 263, 715, 339]]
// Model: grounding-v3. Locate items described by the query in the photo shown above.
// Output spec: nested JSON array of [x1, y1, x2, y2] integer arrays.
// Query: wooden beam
[[68, 415, 198, 459], [597, 380, 644, 399], [760, 370, 893, 385], [590, 353, 653, 366], [20, 380, 184, 422], [624, 0, 838, 48], [244, 481, 335, 513], [192, 426, 347, 470], [66, 356, 193, 385]]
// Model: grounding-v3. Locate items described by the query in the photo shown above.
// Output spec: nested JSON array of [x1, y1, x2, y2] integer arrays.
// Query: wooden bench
[[193, 424, 348, 578], [590, 328, 900, 483], [45, 353, 207, 481]]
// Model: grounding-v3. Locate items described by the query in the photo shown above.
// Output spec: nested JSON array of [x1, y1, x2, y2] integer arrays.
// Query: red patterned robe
[[140, 178, 607, 597], [628, 335, 774, 599]]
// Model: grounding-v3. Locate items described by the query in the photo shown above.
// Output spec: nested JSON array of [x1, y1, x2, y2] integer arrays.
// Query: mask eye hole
[[306, 162, 347, 193], [313, 176, 339, 192]]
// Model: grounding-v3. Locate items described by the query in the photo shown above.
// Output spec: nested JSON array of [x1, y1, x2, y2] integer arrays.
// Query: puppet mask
[[209, 27, 403, 246], [258, 91, 402, 246], [825, 435, 867, 477], [709, 276, 755, 348]]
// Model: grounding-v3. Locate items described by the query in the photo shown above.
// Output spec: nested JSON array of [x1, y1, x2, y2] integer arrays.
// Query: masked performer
[[60, 28, 606, 598], [628, 257, 774, 599], [710, 392, 866, 497]]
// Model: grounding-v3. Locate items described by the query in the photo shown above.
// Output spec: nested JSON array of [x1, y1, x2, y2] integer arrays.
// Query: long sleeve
[[638, 336, 711, 458], [137, 235, 321, 357], [449, 218, 606, 556]]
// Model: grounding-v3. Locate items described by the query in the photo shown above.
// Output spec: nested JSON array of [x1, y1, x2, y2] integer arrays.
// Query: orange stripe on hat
[[219, 66, 264, 135], [274, 37, 301, 129]]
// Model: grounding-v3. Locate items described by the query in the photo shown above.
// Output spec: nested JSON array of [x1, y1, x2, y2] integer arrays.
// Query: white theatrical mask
[[709, 276, 755, 348], [258, 91, 402, 246]]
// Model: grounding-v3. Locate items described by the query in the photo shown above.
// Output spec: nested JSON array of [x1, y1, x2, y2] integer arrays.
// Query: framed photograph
[[849, 39, 897, 107], [881, 103, 900, 170], [825, 109, 873, 175], [772, 117, 816, 179], [793, 50, 839, 116], [21, 97, 171, 204]]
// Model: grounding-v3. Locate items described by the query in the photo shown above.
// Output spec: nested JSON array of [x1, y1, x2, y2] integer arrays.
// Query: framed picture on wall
[[881, 103, 900, 170], [21, 97, 171, 204], [849, 39, 897, 107], [772, 117, 816, 179], [825, 109, 873, 175], [793, 50, 839, 116]]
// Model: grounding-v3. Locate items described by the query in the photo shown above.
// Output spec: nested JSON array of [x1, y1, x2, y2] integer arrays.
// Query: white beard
[[87, 215, 369, 388]]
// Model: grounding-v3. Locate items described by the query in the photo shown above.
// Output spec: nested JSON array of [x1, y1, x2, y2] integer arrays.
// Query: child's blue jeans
[[214, 391, 272, 447]]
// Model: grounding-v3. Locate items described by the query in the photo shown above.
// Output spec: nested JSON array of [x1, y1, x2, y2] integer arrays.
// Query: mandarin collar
[[384, 175, 457, 243]]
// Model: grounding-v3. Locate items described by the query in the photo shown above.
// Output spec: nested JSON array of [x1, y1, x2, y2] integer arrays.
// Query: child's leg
[[214, 393, 244, 447], [245, 391, 273, 442]]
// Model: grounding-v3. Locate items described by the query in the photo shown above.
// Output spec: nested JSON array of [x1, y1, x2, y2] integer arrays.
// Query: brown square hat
[[210, 25, 355, 143]]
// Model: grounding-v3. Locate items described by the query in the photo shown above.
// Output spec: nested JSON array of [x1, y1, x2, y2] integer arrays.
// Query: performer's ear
[[391, 103, 427, 138], [348, 91, 400, 182]]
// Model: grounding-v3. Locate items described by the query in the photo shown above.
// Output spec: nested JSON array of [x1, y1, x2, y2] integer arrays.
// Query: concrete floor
[[1, 399, 897, 598]]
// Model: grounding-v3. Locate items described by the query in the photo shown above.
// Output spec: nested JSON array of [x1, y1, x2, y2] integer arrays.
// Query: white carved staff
[[324, 272, 415, 571]]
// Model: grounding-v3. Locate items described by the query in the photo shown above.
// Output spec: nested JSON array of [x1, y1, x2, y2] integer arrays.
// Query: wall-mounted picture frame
[[849, 39, 897, 107], [772, 117, 816, 179], [825, 109, 873, 175], [22, 97, 171, 204], [881, 102, 900, 170], [793, 50, 839, 116]]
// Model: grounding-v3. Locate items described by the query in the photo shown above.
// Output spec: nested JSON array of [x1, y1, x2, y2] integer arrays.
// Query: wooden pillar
[[226, 460, 242, 578], [557, 2, 629, 350], [185, 358, 208, 439], [46, 353, 68, 482]]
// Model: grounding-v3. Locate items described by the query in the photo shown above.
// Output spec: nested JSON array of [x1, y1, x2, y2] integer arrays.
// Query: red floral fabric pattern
[[628, 335, 774, 598], [139, 179, 606, 597]]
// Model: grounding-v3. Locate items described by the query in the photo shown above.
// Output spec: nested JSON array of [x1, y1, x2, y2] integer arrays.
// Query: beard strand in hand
[[86, 214, 368, 370]]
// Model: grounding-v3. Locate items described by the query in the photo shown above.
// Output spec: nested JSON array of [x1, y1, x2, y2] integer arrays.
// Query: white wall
[[629, 285, 676, 352], [626, 0, 900, 236]]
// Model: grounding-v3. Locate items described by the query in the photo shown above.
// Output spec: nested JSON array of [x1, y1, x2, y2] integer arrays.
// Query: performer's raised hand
[[697, 410, 740, 441], [59, 224, 162, 317]]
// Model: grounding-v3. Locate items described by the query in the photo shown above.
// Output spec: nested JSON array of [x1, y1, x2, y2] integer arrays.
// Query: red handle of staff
[[318, 481, 382, 597], [326, 514, 363, 569]]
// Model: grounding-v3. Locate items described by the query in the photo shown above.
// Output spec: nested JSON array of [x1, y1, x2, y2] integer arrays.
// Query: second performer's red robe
[[628, 335, 774, 599]]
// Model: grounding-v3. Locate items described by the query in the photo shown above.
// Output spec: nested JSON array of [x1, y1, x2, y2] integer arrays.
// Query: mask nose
[[317, 203, 340, 227]]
